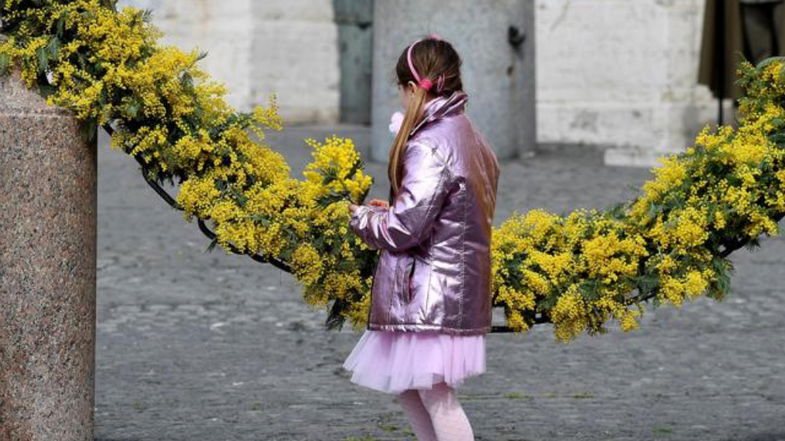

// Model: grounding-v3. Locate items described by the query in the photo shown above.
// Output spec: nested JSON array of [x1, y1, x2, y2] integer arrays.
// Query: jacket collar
[[409, 90, 468, 136]]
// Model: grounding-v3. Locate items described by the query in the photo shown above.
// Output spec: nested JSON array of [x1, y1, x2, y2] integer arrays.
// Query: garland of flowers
[[491, 60, 785, 341], [2, 0, 784, 343], [0, 0, 378, 331]]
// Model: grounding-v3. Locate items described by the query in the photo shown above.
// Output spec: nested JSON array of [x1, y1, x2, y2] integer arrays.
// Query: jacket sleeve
[[348, 141, 452, 252]]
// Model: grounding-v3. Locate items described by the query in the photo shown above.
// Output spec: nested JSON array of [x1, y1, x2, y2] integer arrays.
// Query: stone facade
[[119, 0, 722, 166], [536, 0, 723, 166], [119, 0, 340, 123]]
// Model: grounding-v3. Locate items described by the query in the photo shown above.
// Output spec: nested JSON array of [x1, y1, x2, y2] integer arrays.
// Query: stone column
[[371, 0, 536, 162], [0, 70, 97, 441]]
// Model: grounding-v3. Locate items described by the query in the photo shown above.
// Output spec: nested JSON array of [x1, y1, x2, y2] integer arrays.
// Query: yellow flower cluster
[[550, 285, 589, 342], [3, 1, 784, 339], [303, 135, 374, 204], [582, 228, 648, 284], [0, 0, 374, 330], [490, 57, 785, 342], [492, 208, 650, 341]]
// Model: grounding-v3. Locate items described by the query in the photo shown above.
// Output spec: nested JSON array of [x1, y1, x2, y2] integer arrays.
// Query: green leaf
[[46, 37, 60, 60], [647, 202, 660, 218], [180, 71, 193, 89], [578, 279, 601, 301], [79, 118, 98, 143], [140, 8, 154, 23], [36, 45, 48, 74], [755, 55, 785, 70], [0, 53, 9, 76], [635, 272, 660, 294], [56, 12, 68, 37], [124, 99, 140, 118]]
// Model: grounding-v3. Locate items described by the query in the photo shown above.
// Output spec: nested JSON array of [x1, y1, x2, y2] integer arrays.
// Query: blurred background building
[[118, 0, 782, 167]]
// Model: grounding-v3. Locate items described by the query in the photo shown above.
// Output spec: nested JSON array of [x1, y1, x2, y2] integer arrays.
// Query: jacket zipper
[[404, 259, 416, 303]]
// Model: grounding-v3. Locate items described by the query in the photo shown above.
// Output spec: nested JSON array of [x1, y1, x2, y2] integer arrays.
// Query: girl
[[344, 34, 500, 441]]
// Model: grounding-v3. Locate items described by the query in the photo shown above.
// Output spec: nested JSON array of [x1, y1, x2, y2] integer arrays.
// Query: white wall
[[119, 0, 340, 124], [119, 0, 721, 166], [250, 1, 340, 123], [535, 0, 722, 166]]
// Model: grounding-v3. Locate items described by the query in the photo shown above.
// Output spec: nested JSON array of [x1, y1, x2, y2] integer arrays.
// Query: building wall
[[250, 1, 340, 123], [119, 0, 340, 123], [119, 0, 721, 165], [371, 0, 536, 162], [536, 0, 721, 165]]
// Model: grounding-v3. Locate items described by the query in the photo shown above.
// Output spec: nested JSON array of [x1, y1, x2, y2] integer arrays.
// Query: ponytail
[[388, 34, 462, 200], [387, 85, 429, 197]]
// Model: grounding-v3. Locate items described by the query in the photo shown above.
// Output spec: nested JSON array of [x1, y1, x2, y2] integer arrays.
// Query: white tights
[[396, 381, 475, 441]]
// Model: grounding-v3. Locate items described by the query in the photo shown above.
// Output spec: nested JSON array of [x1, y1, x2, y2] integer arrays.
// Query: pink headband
[[406, 34, 445, 93]]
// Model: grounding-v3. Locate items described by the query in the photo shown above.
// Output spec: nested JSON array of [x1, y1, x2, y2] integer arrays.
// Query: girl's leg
[[396, 389, 438, 441], [417, 381, 475, 441]]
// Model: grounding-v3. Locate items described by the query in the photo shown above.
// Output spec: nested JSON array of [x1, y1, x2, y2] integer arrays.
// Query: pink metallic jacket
[[349, 90, 500, 335]]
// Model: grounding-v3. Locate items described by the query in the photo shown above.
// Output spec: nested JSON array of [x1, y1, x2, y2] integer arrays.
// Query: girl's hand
[[369, 198, 390, 208], [348, 203, 360, 214]]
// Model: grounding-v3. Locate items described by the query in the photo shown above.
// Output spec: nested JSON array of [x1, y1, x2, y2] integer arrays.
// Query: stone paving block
[[95, 125, 785, 441]]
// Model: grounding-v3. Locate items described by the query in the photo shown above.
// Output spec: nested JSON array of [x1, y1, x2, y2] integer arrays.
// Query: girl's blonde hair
[[388, 35, 463, 199]]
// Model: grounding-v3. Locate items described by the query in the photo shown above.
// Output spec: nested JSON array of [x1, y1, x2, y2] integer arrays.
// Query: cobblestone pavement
[[95, 124, 785, 441]]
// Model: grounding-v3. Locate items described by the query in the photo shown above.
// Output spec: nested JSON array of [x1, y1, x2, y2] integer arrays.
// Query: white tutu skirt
[[342, 329, 486, 395]]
